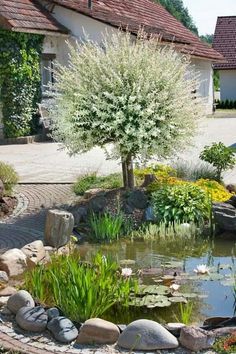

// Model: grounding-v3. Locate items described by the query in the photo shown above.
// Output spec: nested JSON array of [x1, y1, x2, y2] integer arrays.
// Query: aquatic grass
[[24, 252, 136, 322], [130, 221, 200, 241], [175, 302, 194, 325], [89, 211, 125, 242]]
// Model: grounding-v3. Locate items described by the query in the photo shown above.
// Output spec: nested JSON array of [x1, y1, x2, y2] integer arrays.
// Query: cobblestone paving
[[0, 184, 76, 250]]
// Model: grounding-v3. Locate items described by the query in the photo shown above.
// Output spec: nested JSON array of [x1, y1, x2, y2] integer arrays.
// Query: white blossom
[[48, 30, 204, 167], [121, 268, 133, 277], [194, 264, 210, 274]]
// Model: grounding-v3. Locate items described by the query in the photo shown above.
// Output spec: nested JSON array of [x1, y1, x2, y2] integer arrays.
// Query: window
[[41, 53, 56, 94]]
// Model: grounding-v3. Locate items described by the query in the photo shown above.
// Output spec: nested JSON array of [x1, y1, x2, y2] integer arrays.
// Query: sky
[[183, 0, 236, 35]]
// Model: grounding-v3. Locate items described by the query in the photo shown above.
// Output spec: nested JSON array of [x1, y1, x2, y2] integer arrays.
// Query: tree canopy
[[48, 31, 203, 188], [156, 0, 198, 35]]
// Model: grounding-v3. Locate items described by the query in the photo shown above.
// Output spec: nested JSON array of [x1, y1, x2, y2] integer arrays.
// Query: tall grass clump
[[89, 211, 126, 242], [173, 160, 219, 182], [24, 252, 136, 322]]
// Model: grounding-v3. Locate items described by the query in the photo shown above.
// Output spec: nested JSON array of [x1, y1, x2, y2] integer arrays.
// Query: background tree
[[200, 34, 214, 44], [156, 0, 198, 35], [49, 31, 203, 188]]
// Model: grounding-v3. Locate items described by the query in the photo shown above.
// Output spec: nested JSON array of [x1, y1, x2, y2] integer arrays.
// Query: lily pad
[[135, 285, 170, 296], [169, 297, 187, 304], [162, 261, 183, 269], [120, 259, 136, 266], [130, 294, 172, 308], [220, 278, 235, 286]]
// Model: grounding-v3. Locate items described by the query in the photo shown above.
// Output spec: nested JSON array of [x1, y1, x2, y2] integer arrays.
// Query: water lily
[[121, 268, 132, 277], [170, 283, 180, 291], [194, 264, 210, 275]]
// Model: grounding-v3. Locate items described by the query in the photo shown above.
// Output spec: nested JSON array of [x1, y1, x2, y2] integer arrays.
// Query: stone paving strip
[[0, 184, 77, 250]]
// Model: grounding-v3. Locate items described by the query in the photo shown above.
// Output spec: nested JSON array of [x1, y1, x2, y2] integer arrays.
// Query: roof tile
[[0, 0, 69, 34], [213, 16, 236, 69], [50, 0, 223, 61]]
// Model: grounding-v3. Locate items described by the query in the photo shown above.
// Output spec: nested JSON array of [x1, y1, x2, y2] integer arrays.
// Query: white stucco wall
[[219, 70, 236, 101], [42, 5, 214, 115]]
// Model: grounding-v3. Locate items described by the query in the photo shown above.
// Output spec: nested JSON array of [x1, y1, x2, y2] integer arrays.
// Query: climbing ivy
[[0, 30, 44, 138]]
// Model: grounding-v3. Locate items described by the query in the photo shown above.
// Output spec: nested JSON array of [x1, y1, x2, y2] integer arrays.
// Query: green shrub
[[24, 252, 136, 322], [173, 160, 219, 181], [151, 183, 211, 225], [89, 211, 126, 242], [0, 161, 19, 194], [200, 142, 236, 181], [73, 173, 122, 195]]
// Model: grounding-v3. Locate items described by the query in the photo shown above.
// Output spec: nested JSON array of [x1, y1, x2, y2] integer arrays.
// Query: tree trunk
[[121, 154, 134, 189]]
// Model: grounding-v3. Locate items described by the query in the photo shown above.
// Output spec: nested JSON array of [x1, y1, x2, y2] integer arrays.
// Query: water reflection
[[78, 236, 236, 324]]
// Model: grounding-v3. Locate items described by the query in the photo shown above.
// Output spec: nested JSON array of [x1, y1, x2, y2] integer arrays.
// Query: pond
[[77, 236, 236, 325]]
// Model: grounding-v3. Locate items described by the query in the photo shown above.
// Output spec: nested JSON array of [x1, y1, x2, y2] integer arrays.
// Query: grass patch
[[89, 211, 129, 242], [73, 173, 123, 195], [173, 161, 219, 182], [24, 252, 136, 323]]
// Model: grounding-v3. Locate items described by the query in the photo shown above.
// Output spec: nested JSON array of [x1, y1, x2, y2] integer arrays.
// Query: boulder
[[166, 323, 186, 337], [179, 326, 215, 351], [84, 188, 105, 199], [47, 316, 78, 343], [88, 196, 107, 214], [7, 290, 34, 314], [127, 190, 148, 210], [0, 271, 9, 284], [21, 240, 46, 265], [0, 286, 17, 296], [213, 202, 236, 233], [44, 209, 74, 248], [47, 307, 60, 321], [227, 195, 236, 208], [77, 318, 119, 345], [70, 206, 88, 226], [118, 319, 179, 350], [0, 249, 28, 276], [16, 306, 48, 332]]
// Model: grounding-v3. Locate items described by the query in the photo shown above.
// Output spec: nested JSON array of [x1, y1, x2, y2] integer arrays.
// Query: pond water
[[78, 236, 236, 325]]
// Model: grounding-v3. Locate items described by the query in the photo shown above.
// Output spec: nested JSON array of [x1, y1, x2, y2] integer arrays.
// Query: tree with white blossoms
[[49, 30, 203, 188]]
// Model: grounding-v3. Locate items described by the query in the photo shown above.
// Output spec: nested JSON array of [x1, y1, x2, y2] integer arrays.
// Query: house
[[0, 0, 224, 138], [213, 16, 236, 101]]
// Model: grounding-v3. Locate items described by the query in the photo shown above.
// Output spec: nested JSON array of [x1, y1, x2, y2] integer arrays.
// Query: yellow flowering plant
[[195, 179, 233, 202]]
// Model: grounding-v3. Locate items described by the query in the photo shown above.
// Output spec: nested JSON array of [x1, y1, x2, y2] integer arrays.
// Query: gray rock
[[21, 240, 46, 265], [0, 271, 9, 284], [179, 326, 215, 351], [7, 290, 34, 314], [47, 316, 78, 343], [127, 190, 148, 210], [70, 206, 88, 225], [88, 195, 107, 213], [44, 209, 74, 248], [144, 206, 155, 221], [118, 319, 179, 350], [213, 202, 236, 232], [16, 306, 48, 332], [47, 307, 60, 320], [166, 323, 186, 337], [77, 318, 119, 344], [0, 249, 28, 277], [227, 195, 236, 208]]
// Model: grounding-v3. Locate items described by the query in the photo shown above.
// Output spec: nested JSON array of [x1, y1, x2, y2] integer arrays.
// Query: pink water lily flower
[[121, 268, 132, 277]]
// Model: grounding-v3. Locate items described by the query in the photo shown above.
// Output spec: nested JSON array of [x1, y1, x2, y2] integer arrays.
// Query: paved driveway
[[0, 117, 236, 184]]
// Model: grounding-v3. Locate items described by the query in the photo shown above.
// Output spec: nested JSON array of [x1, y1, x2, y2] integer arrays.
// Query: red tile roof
[[49, 0, 224, 61], [0, 0, 68, 34], [213, 16, 236, 70]]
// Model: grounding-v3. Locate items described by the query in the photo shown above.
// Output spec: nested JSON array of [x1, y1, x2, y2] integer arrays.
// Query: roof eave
[[11, 27, 70, 37]]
